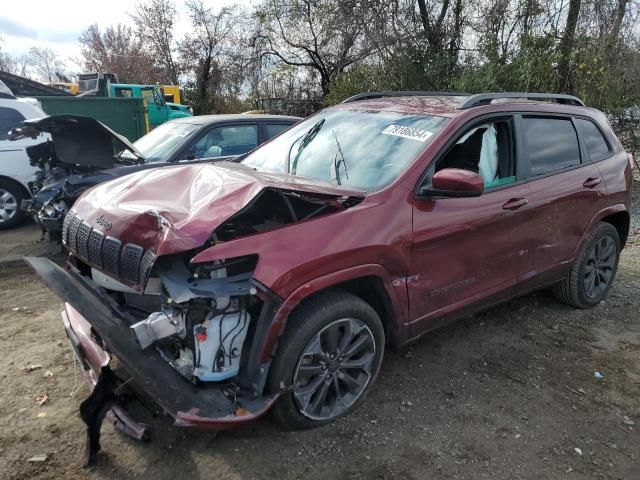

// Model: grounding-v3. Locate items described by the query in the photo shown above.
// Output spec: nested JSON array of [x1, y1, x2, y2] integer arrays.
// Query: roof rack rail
[[460, 92, 584, 109], [341, 91, 467, 103]]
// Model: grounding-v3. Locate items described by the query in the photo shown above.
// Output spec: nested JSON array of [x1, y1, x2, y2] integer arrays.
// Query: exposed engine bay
[[87, 254, 258, 384], [8, 115, 144, 236], [56, 159, 364, 393]]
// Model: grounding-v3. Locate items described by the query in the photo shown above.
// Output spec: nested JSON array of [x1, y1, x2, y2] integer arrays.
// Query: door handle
[[583, 177, 601, 188], [502, 198, 528, 210]]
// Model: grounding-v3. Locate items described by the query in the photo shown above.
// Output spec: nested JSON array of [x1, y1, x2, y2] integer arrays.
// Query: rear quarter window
[[0, 107, 25, 141], [575, 118, 610, 161], [523, 117, 580, 176]]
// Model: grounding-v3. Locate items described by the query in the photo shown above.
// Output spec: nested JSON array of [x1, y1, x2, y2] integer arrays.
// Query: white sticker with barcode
[[381, 124, 433, 142]]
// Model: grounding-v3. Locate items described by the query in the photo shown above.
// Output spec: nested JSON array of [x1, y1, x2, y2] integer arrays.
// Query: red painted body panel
[[190, 182, 411, 298], [431, 168, 485, 193], [409, 181, 532, 334], [71, 160, 364, 257], [68, 97, 632, 352]]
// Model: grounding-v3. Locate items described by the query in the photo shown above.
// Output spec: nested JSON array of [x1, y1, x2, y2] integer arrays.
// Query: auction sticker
[[382, 125, 433, 142]]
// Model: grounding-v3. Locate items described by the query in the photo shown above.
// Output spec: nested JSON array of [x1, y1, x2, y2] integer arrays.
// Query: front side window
[[190, 125, 258, 159], [0, 107, 25, 141], [523, 117, 580, 176], [575, 118, 610, 161], [243, 109, 448, 191], [436, 119, 515, 188]]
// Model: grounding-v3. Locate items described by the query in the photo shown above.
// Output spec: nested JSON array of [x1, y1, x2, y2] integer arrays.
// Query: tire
[[268, 290, 385, 430], [0, 179, 28, 230], [552, 222, 620, 308]]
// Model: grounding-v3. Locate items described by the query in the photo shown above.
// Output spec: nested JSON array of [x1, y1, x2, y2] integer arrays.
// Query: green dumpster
[[35, 96, 148, 142]]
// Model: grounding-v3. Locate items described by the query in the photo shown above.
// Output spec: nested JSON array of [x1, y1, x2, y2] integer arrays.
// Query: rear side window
[[575, 118, 610, 161], [0, 107, 25, 141], [523, 117, 580, 176], [265, 123, 290, 139]]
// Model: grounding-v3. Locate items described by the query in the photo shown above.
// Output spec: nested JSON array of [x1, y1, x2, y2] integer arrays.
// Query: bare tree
[[254, 0, 377, 96], [0, 36, 16, 73], [79, 24, 159, 83], [556, 0, 582, 92], [28, 47, 65, 83], [179, 1, 245, 113], [130, 0, 181, 84]]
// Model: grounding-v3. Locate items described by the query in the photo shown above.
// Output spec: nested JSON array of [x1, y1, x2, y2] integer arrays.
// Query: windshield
[[122, 122, 199, 163], [242, 109, 447, 190]]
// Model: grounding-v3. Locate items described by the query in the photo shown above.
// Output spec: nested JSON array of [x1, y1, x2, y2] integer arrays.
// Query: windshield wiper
[[288, 119, 325, 174], [331, 129, 348, 185]]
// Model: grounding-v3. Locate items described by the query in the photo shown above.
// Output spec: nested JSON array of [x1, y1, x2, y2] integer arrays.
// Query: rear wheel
[[553, 222, 620, 308], [0, 180, 27, 230], [268, 291, 385, 430]]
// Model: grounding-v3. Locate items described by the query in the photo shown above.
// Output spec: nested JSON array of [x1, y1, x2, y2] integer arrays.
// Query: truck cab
[[111, 84, 192, 129]]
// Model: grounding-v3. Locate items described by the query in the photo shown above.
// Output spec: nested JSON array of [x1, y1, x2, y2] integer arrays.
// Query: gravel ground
[[0, 183, 638, 480]]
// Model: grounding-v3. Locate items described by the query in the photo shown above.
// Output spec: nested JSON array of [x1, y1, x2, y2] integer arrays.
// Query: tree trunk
[[608, 0, 628, 50], [556, 0, 582, 93]]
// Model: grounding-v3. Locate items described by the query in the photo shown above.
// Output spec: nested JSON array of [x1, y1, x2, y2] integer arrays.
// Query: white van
[[0, 82, 48, 229]]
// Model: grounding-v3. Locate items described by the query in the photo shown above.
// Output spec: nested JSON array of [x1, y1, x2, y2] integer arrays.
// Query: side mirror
[[418, 168, 484, 198]]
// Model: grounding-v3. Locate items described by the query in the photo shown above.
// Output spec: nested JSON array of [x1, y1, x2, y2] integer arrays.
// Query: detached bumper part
[[26, 257, 279, 466]]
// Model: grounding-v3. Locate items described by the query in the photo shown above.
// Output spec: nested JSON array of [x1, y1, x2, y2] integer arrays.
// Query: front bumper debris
[[26, 257, 280, 466]]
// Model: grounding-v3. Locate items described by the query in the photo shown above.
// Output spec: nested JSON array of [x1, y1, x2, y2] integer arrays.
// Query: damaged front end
[[26, 161, 365, 466], [28, 254, 281, 466]]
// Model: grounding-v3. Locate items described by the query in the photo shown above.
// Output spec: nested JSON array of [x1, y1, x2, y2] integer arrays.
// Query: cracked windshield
[[243, 109, 448, 190]]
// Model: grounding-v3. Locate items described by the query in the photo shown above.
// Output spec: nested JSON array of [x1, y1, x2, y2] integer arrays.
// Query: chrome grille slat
[[87, 230, 105, 268], [121, 244, 143, 284], [67, 215, 82, 252], [102, 237, 122, 276], [139, 250, 155, 285], [76, 222, 92, 260], [61, 212, 72, 245], [64, 212, 154, 286]]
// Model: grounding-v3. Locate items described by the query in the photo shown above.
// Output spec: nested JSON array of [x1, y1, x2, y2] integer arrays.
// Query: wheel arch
[[578, 205, 630, 253], [0, 175, 32, 199], [600, 210, 630, 248], [260, 264, 408, 363]]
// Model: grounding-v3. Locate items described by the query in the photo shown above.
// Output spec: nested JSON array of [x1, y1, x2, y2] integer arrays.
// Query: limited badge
[[382, 124, 433, 142]]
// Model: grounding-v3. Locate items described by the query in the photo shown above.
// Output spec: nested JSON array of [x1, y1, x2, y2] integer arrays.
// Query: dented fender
[[260, 264, 410, 363]]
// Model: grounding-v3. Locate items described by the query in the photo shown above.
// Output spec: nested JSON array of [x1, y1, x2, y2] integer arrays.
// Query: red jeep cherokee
[[29, 92, 633, 464]]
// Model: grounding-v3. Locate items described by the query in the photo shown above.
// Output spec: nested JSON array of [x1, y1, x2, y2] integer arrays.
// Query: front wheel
[[268, 291, 385, 430], [552, 222, 620, 308], [0, 180, 27, 230]]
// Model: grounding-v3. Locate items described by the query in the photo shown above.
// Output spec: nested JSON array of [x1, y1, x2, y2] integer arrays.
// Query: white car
[[0, 85, 48, 229]]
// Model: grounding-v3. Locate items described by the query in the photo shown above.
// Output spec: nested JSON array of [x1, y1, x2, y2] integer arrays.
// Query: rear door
[[515, 114, 606, 291]]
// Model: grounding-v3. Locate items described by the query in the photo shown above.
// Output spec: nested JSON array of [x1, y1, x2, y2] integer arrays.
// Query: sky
[[0, 0, 236, 72]]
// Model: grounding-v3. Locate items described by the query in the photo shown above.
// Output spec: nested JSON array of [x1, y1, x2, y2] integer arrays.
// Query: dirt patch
[[0, 186, 639, 480]]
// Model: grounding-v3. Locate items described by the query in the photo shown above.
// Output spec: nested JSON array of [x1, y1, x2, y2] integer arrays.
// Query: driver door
[[408, 116, 532, 336]]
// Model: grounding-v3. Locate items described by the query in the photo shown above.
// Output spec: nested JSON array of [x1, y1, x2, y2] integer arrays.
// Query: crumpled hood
[[70, 161, 365, 257]]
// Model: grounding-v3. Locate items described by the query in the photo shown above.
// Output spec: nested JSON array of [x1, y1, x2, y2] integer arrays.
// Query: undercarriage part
[[130, 309, 186, 349], [79, 366, 117, 468]]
